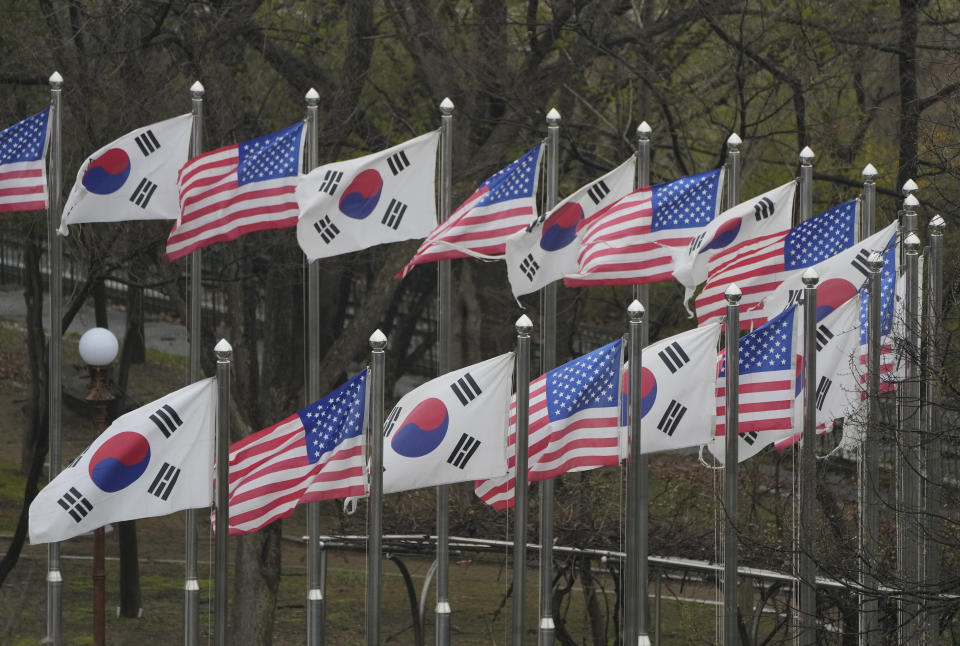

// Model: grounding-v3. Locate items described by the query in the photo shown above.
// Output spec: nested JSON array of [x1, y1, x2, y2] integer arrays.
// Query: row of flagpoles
[[3, 71, 944, 644]]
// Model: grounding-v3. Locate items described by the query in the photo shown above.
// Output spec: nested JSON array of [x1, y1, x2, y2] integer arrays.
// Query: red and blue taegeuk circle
[[88, 431, 151, 493], [699, 218, 741, 255], [339, 169, 383, 220], [391, 397, 449, 458], [620, 366, 658, 424], [816, 278, 857, 321], [81, 148, 131, 195], [539, 202, 584, 252]]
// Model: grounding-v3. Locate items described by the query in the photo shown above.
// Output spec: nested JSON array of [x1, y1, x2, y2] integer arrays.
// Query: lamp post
[[79, 328, 119, 646]]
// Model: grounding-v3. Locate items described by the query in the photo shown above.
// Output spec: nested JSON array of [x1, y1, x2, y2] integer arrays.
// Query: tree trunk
[[897, 0, 920, 193], [231, 524, 282, 646]]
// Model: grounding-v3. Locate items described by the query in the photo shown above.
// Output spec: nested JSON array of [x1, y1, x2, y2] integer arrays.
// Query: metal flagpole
[[367, 330, 387, 646], [184, 80, 204, 646], [862, 164, 877, 239], [45, 69, 64, 646], [537, 107, 560, 646], [726, 134, 741, 209], [723, 284, 741, 646], [435, 96, 454, 646], [626, 300, 649, 646], [634, 121, 650, 313], [213, 339, 233, 646], [923, 214, 945, 646], [513, 315, 533, 646], [799, 269, 819, 645], [861, 251, 885, 646], [796, 147, 814, 644], [901, 230, 922, 644], [303, 86, 326, 646], [858, 164, 878, 646]]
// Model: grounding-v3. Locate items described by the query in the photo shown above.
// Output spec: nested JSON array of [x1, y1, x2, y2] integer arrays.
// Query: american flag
[[396, 145, 542, 278], [225, 370, 367, 535], [0, 109, 50, 214], [716, 304, 798, 436], [166, 121, 305, 260], [696, 200, 857, 329], [857, 242, 899, 395], [474, 339, 622, 510], [564, 169, 722, 286]]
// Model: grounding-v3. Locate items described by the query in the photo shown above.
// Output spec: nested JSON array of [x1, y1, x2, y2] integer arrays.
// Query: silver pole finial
[[902, 178, 919, 196], [49, 71, 63, 87], [862, 163, 878, 180], [904, 194, 919, 210], [724, 283, 743, 304], [867, 251, 885, 270], [904, 232, 921, 252], [214, 338, 233, 360], [801, 268, 819, 286], [726, 133, 742, 149], [190, 81, 204, 97], [636, 120, 652, 139], [516, 315, 534, 335], [305, 87, 319, 104], [369, 329, 388, 350], [546, 108, 561, 125], [627, 299, 645, 321], [799, 146, 815, 164], [929, 214, 945, 231], [439, 97, 455, 114]]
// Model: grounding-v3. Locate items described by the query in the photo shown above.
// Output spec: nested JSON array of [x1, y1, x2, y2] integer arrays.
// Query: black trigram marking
[[742, 431, 759, 446], [150, 404, 183, 438], [57, 487, 93, 523], [753, 196, 775, 221], [386, 150, 410, 175], [381, 199, 407, 230], [67, 450, 86, 469], [318, 170, 343, 195], [816, 324, 835, 351], [587, 180, 610, 205], [658, 342, 690, 373], [134, 129, 161, 156], [447, 433, 481, 469], [657, 400, 687, 436], [129, 178, 158, 209], [520, 253, 540, 281], [383, 406, 402, 438], [314, 215, 340, 243], [148, 463, 181, 501], [688, 232, 705, 254], [450, 373, 482, 405], [786, 289, 803, 306], [851, 249, 871, 278], [816, 377, 832, 411]]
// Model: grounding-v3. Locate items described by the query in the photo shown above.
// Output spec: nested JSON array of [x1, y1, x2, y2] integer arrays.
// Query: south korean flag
[[29, 378, 216, 544], [296, 131, 440, 260], [504, 157, 635, 299], [382, 352, 513, 494], [618, 322, 722, 458], [58, 113, 192, 234]]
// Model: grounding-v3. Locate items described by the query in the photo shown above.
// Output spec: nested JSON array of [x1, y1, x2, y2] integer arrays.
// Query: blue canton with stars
[[545, 339, 621, 421], [296, 369, 366, 464], [784, 200, 857, 270], [859, 239, 898, 344], [720, 305, 795, 377], [476, 145, 541, 207], [237, 121, 304, 186], [650, 169, 721, 231], [0, 109, 48, 164]]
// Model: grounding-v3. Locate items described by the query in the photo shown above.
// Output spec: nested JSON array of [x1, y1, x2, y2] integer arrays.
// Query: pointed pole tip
[[190, 80, 204, 95], [867, 250, 885, 269], [305, 87, 320, 101], [862, 163, 878, 179], [627, 299, 645, 321], [724, 283, 742, 304], [799, 146, 815, 163], [904, 232, 921, 250], [727, 133, 742, 147], [439, 97, 455, 114], [636, 121, 651, 139], [929, 214, 945, 230], [801, 267, 819, 286], [49, 71, 63, 86], [546, 108, 561, 124], [516, 315, 534, 334], [214, 338, 233, 359], [904, 194, 919, 208], [902, 178, 919, 195], [369, 329, 388, 350]]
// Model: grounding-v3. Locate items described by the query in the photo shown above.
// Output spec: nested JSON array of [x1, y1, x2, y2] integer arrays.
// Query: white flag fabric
[[382, 352, 513, 493], [296, 131, 440, 260], [619, 322, 722, 458], [30, 378, 216, 544], [671, 181, 796, 305], [58, 114, 192, 235], [503, 158, 635, 298]]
